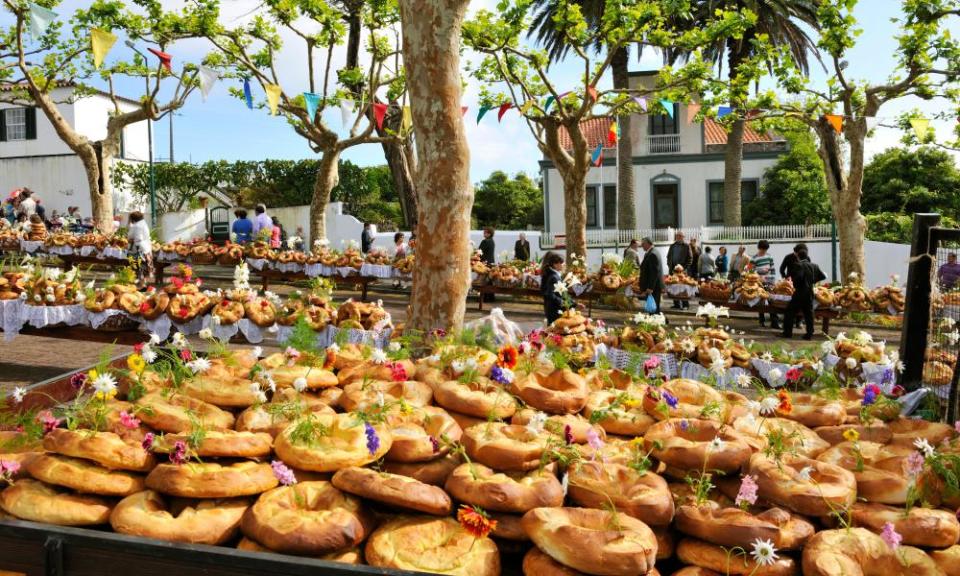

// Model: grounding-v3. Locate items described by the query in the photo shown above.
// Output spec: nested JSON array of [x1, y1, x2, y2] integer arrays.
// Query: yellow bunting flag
[[910, 118, 930, 141], [401, 105, 412, 132], [519, 100, 534, 115], [265, 84, 282, 116], [90, 28, 117, 69], [825, 114, 843, 134]]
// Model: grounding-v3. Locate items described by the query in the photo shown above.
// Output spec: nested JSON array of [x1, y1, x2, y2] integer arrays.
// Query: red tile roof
[[557, 116, 782, 150]]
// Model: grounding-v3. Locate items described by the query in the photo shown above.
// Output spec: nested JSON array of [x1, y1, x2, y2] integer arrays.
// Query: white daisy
[[450, 360, 466, 375], [526, 411, 548, 435], [187, 357, 211, 374], [759, 397, 780, 416], [92, 373, 118, 398], [736, 373, 753, 389], [845, 357, 858, 370], [750, 538, 779, 567], [149, 332, 161, 346], [797, 466, 814, 482], [141, 347, 157, 364], [760, 352, 774, 362], [680, 339, 696, 354], [914, 438, 935, 458], [708, 437, 725, 451], [292, 377, 308, 393], [198, 328, 213, 340], [370, 348, 388, 364], [388, 342, 401, 352], [170, 332, 187, 349], [11, 387, 26, 403]]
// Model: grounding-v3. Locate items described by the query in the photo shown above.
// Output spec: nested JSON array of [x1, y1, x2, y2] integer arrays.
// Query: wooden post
[[898, 213, 941, 391]]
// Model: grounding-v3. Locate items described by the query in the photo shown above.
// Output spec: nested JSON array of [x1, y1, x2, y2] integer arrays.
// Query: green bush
[[865, 212, 959, 243]]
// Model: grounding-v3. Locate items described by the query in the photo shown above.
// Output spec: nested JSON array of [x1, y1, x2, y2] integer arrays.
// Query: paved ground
[[0, 265, 902, 390]]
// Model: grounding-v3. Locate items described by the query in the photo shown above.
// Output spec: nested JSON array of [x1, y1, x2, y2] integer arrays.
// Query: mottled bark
[[560, 169, 588, 259], [540, 118, 589, 262], [722, 117, 745, 226], [399, 0, 472, 332], [611, 47, 635, 230], [310, 149, 342, 242], [816, 118, 866, 280]]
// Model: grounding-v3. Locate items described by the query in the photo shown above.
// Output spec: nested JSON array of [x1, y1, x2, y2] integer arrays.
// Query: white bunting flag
[[340, 99, 354, 128], [198, 66, 219, 101]]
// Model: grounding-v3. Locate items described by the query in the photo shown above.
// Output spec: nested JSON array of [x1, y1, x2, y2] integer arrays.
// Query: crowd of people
[[230, 204, 306, 251], [2, 188, 94, 235]]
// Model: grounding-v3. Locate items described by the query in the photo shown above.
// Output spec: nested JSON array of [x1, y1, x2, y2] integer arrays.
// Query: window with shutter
[[24, 107, 37, 140], [3, 108, 27, 141]]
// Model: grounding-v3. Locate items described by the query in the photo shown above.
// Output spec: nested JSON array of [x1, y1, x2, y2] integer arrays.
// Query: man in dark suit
[[637, 238, 665, 314], [514, 232, 531, 261], [782, 246, 826, 340], [666, 231, 691, 309]]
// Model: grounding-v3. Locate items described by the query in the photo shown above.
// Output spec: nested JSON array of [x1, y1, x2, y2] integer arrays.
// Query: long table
[[254, 268, 376, 301], [58, 253, 170, 284], [685, 295, 842, 335]]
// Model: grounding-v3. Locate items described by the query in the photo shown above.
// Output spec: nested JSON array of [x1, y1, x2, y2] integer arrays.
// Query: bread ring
[[273, 413, 393, 472], [731, 416, 830, 458], [27, 453, 144, 497], [339, 379, 433, 412], [644, 419, 754, 473], [153, 430, 272, 459], [146, 461, 278, 498], [243, 297, 276, 327], [802, 528, 944, 576], [235, 400, 336, 438], [641, 379, 726, 422], [675, 502, 814, 550], [382, 452, 461, 486], [508, 368, 589, 414], [270, 364, 339, 390], [748, 453, 856, 516], [850, 501, 960, 548], [84, 289, 116, 313], [511, 409, 605, 445], [582, 386, 656, 436], [137, 291, 169, 320], [110, 489, 247, 545], [213, 299, 245, 325], [384, 406, 462, 462], [116, 291, 145, 315], [336, 359, 416, 385], [0, 479, 112, 526], [331, 467, 452, 515], [276, 299, 305, 326], [167, 292, 209, 323], [304, 305, 333, 330], [462, 422, 549, 471], [365, 515, 499, 576], [522, 507, 657, 576], [181, 375, 260, 408], [777, 393, 846, 428], [677, 537, 798, 575], [432, 377, 517, 419], [43, 428, 156, 472], [241, 481, 371, 555], [444, 462, 563, 513], [567, 460, 674, 526], [816, 441, 916, 504], [931, 545, 960, 576], [523, 546, 588, 576], [888, 418, 955, 447], [135, 391, 235, 433], [815, 421, 893, 445]]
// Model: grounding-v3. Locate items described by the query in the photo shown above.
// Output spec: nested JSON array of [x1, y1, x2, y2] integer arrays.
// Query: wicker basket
[[190, 252, 217, 265], [95, 313, 139, 332]]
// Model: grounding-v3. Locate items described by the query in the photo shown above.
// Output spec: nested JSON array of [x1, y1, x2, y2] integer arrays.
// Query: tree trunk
[[344, 5, 362, 71], [815, 119, 866, 281], [310, 149, 342, 243], [399, 0, 472, 333], [722, 117, 745, 226], [376, 105, 419, 228], [611, 47, 635, 230], [559, 168, 588, 261]]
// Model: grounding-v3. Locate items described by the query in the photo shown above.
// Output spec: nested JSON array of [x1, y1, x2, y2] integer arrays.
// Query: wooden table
[[14, 324, 149, 346], [255, 269, 376, 301], [58, 253, 170, 284]]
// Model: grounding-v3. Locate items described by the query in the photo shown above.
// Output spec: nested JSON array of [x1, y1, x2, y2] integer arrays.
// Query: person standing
[[687, 237, 701, 279], [540, 251, 570, 324], [514, 232, 531, 261], [667, 232, 691, 309], [393, 232, 408, 257], [252, 204, 273, 241], [127, 211, 154, 287], [17, 189, 36, 219], [623, 238, 642, 269], [939, 253, 960, 288], [231, 209, 254, 244], [752, 240, 780, 329], [479, 228, 496, 265], [361, 223, 375, 253], [637, 238, 665, 313], [729, 245, 750, 282], [698, 246, 716, 280], [715, 246, 729, 277], [782, 247, 826, 340], [270, 216, 283, 249]]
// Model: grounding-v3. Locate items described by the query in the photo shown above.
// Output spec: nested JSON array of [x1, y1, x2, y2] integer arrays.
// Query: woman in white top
[[127, 211, 154, 287]]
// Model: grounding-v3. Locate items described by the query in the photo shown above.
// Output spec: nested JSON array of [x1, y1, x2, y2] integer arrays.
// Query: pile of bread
[[3, 335, 960, 576], [665, 266, 699, 287], [734, 272, 770, 305], [699, 279, 733, 302]]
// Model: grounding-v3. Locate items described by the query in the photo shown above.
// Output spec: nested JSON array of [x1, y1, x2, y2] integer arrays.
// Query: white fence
[[539, 223, 834, 249]]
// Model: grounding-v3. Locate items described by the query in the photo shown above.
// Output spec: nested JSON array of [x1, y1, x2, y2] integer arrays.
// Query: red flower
[[133, 342, 145, 354], [388, 361, 408, 382], [171, 276, 184, 289], [457, 505, 497, 539], [180, 349, 192, 361], [139, 301, 151, 313], [261, 300, 268, 308], [178, 307, 188, 318], [497, 346, 519, 369], [785, 367, 803, 384]]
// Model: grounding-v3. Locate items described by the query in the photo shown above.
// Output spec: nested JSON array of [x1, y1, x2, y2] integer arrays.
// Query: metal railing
[[540, 223, 833, 249], [645, 134, 681, 154]]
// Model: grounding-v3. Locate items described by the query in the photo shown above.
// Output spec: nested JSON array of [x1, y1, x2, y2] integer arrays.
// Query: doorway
[[652, 180, 679, 228]]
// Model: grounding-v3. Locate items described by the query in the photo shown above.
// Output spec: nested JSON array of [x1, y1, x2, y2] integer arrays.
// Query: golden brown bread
[[364, 515, 499, 576], [331, 466, 452, 515], [110, 490, 248, 545], [674, 503, 814, 550], [462, 423, 549, 471], [850, 502, 960, 548], [273, 413, 393, 472], [27, 453, 144, 497], [567, 461, 675, 526], [748, 453, 856, 516], [135, 391, 235, 433], [145, 461, 278, 498], [444, 463, 564, 514], [152, 430, 273, 459], [676, 537, 798, 575], [802, 528, 945, 576], [508, 368, 589, 414], [0, 479, 112, 526], [43, 428, 156, 472]]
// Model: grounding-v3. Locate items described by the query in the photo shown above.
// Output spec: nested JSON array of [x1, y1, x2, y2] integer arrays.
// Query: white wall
[[0, 97, 75, 158], [0, 155, 87, 215], [159, 208, 208, 243]]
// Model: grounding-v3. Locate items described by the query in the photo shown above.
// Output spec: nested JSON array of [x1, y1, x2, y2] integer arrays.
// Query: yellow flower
[[843, 429, 860, 443], [87, 369, 99, 381], [127, 354, 146, 373], [630, 437, 645, 446]]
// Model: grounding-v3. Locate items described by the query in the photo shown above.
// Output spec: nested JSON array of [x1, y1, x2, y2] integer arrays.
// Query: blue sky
[[9, 0, 960, 181]]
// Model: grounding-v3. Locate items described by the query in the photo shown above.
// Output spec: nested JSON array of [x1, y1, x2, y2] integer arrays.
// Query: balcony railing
[[645, 133, 681, 154]]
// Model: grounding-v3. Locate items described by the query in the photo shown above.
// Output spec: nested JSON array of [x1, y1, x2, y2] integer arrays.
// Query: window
[[648, 103, 679, 135], [603, 184, 617, 228], [586, 186, 598, 228], [0, 107, 37, 142], [707, 180, 760, 224], [586, 184, 617, 229]]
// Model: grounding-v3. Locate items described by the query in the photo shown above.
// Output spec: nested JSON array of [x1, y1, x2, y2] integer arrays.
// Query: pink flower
[[643, 356, 661, 375], [36, 410, 61, 435], [388, 361, 408, 382], [906, 451, 925, 477], [133, 342, 145, 354], [0, 459, 21, 476], [587, 428, 604, 451], [179, 349, 192, 362], [170, 440, 188, 465], [880, 522, 902, 550], [141, 432, 155, 452], [735, 475, 759, 507], [119, 410, 140, 430], [285, 347, 301, 359], [271, 460, 297, 486]]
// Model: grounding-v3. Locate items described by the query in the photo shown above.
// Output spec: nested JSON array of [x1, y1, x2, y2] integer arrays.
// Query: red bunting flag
[[461, 106, 468, 116], [373, 103, 388, 130], [587, 85, 598, 102], [497, 102, 512, 122], [607, 121, 618, 146], [147, 47, 172, 72]]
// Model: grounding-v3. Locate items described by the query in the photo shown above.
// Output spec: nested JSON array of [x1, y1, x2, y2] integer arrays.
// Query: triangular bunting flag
[[659, 99, 674, 118], [461, 106, 468, 116], [265, 84, 282, 116], [497, 102, 512, 122], [910, 117, 930, 140], [341, 100, 354, 127], [543, 96, 556, 113], [243, 79, 253, 109], [865, 116, 879, 131], [825, 114, 843, 134], [198, 66, 219, 101], [401, 106, 412, 132], [590, 143, 603, 167], [477, 105, 493, 124], [90, 28, 117, 69], [717, 105, 733, 119], [147, 47, 172, 72], [587, 85, 598, 102], [303, 92, 321, 122], [373, 102, 388, 130], [634, 96, 648, 112], [686, 103, 701, 124], [519, 101, 533, 115], [27, 2, 57, 38], [607, 120, 619, 147]]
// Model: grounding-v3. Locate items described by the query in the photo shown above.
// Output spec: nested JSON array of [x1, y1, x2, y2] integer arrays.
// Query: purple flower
[[365, 422, 380, 456], [170, 440, 187, 465], [141, 432, 155, 452], [906, 451, 925, 477], [679, 419, 690, 431], [862, 384, 880, 406], [587, 428, 604, 453], [271, 460, 297, 486], [563, 424, 574, 445], [490, 365, 515, 385], [69, 372, 87, 390], [430, 436, 440, 454], [880, 522, 902, 550], [735, 475, 759, 507], [662, 390, 678, 409]]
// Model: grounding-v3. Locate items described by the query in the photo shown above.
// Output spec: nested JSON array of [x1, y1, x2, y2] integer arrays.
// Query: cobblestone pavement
[[0, 273, 901, 390]]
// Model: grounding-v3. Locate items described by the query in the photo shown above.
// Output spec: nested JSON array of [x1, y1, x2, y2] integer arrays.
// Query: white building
[[0, 85, 150, 218], [541, 71, 787, 234]]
